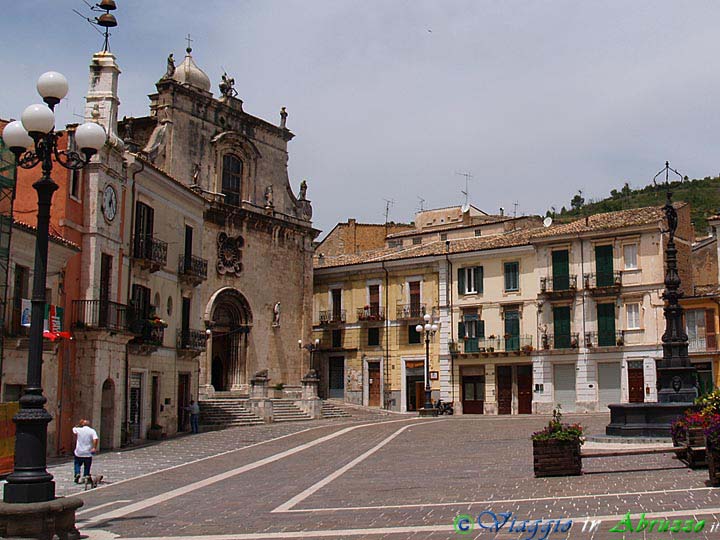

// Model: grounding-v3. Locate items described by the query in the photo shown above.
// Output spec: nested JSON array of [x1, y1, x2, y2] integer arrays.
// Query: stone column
[[247, 370, 272, 422], [229, 334, 243, 391], [297, 370, 321, 419]]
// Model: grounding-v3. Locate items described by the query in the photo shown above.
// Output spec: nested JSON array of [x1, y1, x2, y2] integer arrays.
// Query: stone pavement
[[59, 412, 720, 540]]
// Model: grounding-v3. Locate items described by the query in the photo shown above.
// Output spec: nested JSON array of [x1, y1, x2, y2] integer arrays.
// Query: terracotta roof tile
[[13, 220, 80, 251]]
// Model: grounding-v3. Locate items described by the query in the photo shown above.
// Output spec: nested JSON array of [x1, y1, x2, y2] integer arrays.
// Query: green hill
[[553, 176, 720, 235]]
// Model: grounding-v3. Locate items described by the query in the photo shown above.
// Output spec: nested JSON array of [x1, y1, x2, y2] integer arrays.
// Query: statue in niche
[[273, 302, 281, 327], [219, 72, 238, 98], [164, 53, 175, 79], [264, 185, 274, 208]]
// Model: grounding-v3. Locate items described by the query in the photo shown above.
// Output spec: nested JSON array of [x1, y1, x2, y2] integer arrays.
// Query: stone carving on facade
[[164, 53, 175, 79], [264, 185, 274, 208], [296, 180, 312, 221], [219, 72, 238, 98], [298, 180, 307, 200], [216, 232, 244, 275], [272, 302, 281, 327], [347, 368, 361, 392], [280, 107, 288, 129]]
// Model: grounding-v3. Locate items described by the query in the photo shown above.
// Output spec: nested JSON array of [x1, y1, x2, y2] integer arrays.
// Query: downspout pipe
[[445, 242, 454, 405], [382, 261, 390, 409], [124, 156, 143, 444]]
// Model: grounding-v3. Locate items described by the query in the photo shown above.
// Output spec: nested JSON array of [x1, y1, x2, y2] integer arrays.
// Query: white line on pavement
[[272, 420, 439, 513], [76, 499, 132, 516], [82, 505, 720, 540], [82, 417, 422, 528], [276, 485, 719, 513]]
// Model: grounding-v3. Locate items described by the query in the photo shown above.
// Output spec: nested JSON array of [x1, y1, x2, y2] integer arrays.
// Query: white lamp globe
[[431, 324, 438, 332], [2, 121, 33, 151], [314, 338, 320, 346], [75, 122, 106, 152], [205, 328, 212, 336], [423, 313, 431, 323], [37, 72, 68, 102], [21, 104, 55, 134], [415, 324, 423, 333], [424, 323, 431, 331]]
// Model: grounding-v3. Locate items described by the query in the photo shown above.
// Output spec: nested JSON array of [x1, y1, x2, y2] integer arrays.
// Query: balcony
[[178, 254, 208, 286], [396, 303, 438, 320], [319, 309, 346, 325], [584, 272, 622, 294], [177, 328, 207, 354], [461, 335, 533, 354], [133, 236, 168, 272], [584, 330, 625, 348], [540, 332, 580, 350], [356, 305, 386, 322], [128, 319, 166, 355], [689, 336, 718, 353], [539, 275, 577, 299], [73, 299, 130, 332]]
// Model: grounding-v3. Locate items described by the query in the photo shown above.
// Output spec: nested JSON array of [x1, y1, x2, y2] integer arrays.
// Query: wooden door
[[329, 356, 345, 398], [706, 309, 717, 351], [595, 244, 614, 286], [628, 367, 645, 403], [409, 281, 421, 317], [497, 366, 512, 414], [184, 225, 193, 270], [415, 381, 425, 410], [597, 303, 616, 346], [177, 373, 190, 432], [517, 365, 533, 414], [462, 376, 484, 414], [504, 311, 520, 351], [181, 297, 191, 346], [331, 289, 342, 321], [552, 250, 569, 290], [99, 254, 112, 326], [368, 363, 381, 407]]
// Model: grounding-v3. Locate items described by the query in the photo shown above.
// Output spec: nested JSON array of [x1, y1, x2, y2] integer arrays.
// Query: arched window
[[222, 155, 243, 206]]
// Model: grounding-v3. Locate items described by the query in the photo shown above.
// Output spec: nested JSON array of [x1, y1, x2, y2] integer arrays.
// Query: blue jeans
[[190, 414, 199, 434], [74, 456, 92, 477]]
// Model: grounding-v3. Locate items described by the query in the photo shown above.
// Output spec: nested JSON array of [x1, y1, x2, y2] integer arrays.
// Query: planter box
[[679, 427, 707, 468], [533, 439, 582, 477], [709, 447, 720, 486]]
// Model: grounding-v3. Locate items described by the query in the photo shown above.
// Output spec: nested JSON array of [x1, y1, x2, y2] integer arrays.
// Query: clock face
[[103, 185, 117, 222]]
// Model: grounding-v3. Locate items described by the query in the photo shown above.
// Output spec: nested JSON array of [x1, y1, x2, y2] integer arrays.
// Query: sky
[[2, 1, 720, 236]]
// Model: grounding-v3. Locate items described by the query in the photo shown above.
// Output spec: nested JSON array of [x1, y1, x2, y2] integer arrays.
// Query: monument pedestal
[[0, 497, 83, 540], [605, 402, 694, 437]]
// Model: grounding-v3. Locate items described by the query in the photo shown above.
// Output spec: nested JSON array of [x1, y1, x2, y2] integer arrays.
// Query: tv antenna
[[73, 0, 118, 52], [417, 197, 425, 212], [513, 201, 519, 218], [383, 198, 395, 224], [456, 171, 473, 207]]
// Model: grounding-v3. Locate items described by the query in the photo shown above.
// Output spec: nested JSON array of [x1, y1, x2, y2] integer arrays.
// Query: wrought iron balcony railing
[[584, 271, 622, 289], [584, 330, 625, 348], [396, 303, 426, 320], [73, 299, 130, 332], [540, 274, 577, 293], [462, 335, 533, 353], [319, 309, 346, 325], [356, 305, 386, 321], [177, 328, 207, 351], [540, 332, 580, 350], [133, 235, 168, 271], [178, 254, 208, 284]]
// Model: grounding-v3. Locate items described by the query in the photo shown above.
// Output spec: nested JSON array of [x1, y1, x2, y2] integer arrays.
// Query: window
[[623, 244, 638, 270], [504, 262, 519, 291], [686, 309, 707, 343], [388, 239, 402, 248], [368, 327, 380, 347], [458, 266, 483, 295], [440, 233, 447, 241], [69, 168, 81, 199], [11, 265, 29, 334], [626, 303, 641, 330], [133, 201, 154, 258], [331, 329, 342, 348], [131, 284, 152, 319], [474, 229, 482, 237], [412, 237, 422, 245], [408, 325, 421, 344], [221, 154, 243, 206]]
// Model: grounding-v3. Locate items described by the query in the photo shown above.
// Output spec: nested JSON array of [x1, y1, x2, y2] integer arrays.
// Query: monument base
[[0, 496, 83, 540], [605, 402, 694, 437]]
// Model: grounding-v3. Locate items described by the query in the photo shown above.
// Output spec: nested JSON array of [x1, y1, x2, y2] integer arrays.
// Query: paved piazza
[[63, 413, 720, 540]]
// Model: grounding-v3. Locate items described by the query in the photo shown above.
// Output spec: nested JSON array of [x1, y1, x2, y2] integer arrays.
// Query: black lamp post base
[[3, 480, 55, 504], [419, 407, 439, 417], [0, 496, 82, 540]]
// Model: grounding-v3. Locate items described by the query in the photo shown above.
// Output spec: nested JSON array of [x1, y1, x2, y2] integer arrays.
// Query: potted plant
[[522, 344, 533, 354], [570, 337, 579, 348], [672, 411, 709, 468], [147, 424, 163, 440], [704, 414, 720, 485], [616, 336, 625, 346], [531, 405, 583, 477], [541, 334, 550, 350], [487, 335, 496, 353]]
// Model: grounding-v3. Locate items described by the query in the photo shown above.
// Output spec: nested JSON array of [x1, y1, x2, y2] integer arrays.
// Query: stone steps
[[270, 399, 311, 422], [321, 400, 353, 418], [199, 399, 264, 428]]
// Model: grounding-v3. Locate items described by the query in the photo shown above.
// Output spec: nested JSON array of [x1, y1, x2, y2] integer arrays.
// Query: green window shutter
[[458, 267, 465, 295], [597, 303, 616, 346], [458, 321, 465, 339], [552, 250, 570, 290], [477, 320, 485, 339], [504, 262, 519, 291], [595, 245, 614, 286], [474, 266, 483, 293], [553, 306, 571, 348]]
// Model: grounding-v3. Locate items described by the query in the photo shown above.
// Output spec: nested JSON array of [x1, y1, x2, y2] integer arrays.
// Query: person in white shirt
[[72, 419, 99, 483]]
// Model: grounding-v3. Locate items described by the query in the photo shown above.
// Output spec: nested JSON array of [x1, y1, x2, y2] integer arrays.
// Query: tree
[[570, 190, 585, 211]]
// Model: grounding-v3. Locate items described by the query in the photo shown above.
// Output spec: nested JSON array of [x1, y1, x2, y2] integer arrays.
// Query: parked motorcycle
[[435, 399, 454, 415]]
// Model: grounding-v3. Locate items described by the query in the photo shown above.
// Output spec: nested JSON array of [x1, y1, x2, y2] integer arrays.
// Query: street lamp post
[[301, 338, 321, 374], [416, 313, 438, 416], [2, 72, 106, 504]]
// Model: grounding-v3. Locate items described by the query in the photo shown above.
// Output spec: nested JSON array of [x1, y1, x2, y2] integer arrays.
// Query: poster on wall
[[20, 299, 69, 340]]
